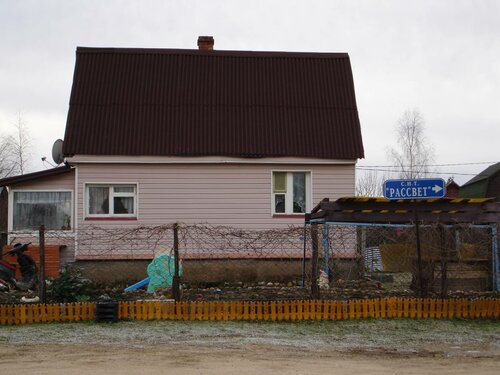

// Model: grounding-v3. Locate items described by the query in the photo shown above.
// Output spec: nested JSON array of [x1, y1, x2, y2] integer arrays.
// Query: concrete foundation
[[74, 259, 306, 284], [73, 258, 361, 284]]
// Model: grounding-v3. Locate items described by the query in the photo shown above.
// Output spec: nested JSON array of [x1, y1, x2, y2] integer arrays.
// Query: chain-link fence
[[313, 222, 499, 298], [2, 222, 499, 303]]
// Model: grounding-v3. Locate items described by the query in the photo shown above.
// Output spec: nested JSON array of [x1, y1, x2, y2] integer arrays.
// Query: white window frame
[[85, 183, 138, 218], [8, 189, 74, 233], [271, 171, 312, 215]]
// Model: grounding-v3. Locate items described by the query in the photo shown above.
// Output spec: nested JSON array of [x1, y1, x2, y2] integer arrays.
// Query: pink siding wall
[[75, 163, 356, 259], [6, 164, 357, 262], [76, 163, 354, 228], [7, 170, 76, 265]]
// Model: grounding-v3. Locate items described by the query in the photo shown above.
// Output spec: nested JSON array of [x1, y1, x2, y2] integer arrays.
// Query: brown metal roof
[[0, 165, 73, 187], [63, 47, 364, 159]]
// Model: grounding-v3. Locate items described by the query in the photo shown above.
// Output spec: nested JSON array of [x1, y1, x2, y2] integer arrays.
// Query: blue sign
[[384, 178, 446, 200]]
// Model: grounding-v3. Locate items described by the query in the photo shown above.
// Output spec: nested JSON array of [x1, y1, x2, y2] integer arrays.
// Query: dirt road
[[1, 320, 499, 374]]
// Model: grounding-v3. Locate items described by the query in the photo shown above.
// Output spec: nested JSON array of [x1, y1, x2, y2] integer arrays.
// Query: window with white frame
[[12, 191, 72, 231], [272, 171, 311, 214], [86, 184, 137, 217]]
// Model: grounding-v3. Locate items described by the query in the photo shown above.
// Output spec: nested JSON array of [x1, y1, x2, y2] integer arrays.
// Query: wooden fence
[[1, 298, 499, 326]]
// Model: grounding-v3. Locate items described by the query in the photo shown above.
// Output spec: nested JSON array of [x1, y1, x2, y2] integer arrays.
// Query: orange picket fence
[[1, 298, 499, 326]]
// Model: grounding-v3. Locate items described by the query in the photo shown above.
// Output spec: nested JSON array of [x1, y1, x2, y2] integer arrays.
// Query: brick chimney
[[197, 36, 214, 50]]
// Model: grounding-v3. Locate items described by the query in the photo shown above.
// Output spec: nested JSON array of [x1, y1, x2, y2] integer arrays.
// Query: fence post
[[492, 224, 499, 292], [302, 223, 307, 286], [38, 225, 46, 303], [439, 224, 447, 298], [311, 224, 320, 299], [358, 226, 367, 276], [323, 223, 330, 276], [172, 222, 181, 301], [413, 207, 425, 297]]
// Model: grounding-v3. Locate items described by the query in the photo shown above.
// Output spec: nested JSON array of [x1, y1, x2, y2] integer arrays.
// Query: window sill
[[84, 217, 138, 221], [272, 214, 306, 219]]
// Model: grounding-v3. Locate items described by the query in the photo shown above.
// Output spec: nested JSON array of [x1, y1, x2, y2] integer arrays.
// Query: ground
[[1, 319, 498, 374]]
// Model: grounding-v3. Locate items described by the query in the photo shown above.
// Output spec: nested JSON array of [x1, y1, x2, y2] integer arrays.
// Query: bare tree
[[11, 113, 32, 175], [0, 135, 16, 178], [356, 170, 386, 197], [388, 109, 435, 179], [0, 113, 32, 178]]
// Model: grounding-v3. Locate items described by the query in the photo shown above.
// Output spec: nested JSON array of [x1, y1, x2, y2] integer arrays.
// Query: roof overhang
[[65, 155, 358, 165]]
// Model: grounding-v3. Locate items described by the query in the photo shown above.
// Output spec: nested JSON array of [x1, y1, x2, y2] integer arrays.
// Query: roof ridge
[[75, 47, 349, 59], [68, 103, 360, 110]]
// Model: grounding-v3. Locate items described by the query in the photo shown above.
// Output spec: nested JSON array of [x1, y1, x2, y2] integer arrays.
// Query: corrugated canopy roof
[[63, 47, 364, 159]]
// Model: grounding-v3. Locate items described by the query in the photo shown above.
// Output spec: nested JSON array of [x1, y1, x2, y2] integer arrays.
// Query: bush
[[47, 266, 95, 302]]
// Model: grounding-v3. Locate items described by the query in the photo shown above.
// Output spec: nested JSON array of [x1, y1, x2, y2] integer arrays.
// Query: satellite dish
[[51, 139, 64, 165]]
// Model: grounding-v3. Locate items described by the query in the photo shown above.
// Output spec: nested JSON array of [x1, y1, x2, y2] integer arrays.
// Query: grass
[[1, 319, 498, 355]]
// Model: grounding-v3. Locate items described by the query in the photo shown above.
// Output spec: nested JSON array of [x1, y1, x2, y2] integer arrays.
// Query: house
[[0, 166, 75, 264], [0, 37, 364, 280], [459, 162, 500, 201], [445, 177, 460, 198]]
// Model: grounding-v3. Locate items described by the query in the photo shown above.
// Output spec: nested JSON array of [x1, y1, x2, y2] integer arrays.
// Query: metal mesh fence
[[315, 222, 497, 298], [2, 222, 499, 302]]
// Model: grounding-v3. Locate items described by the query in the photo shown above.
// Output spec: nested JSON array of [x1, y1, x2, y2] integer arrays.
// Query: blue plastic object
[[124, 277, 151, 292]]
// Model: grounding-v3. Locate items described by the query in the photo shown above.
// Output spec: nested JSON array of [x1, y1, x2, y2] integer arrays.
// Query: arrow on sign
[[432, 185, 443, 193]]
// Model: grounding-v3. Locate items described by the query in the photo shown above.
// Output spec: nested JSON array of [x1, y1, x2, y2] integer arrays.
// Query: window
[[272, 172, 311, 215], [86, 184, 137, 217], [12, 191, 72, 231]]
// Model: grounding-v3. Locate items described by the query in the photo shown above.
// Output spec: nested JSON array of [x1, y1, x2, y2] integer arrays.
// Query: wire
[[357, 161, 498, 168], [356, 167, 487, 177]]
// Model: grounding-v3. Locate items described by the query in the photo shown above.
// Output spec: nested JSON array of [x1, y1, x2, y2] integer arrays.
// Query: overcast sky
[[1, 0, 499, 185]]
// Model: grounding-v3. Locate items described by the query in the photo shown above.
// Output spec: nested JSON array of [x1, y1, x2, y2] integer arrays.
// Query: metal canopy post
[[492, 224, 499, 292]]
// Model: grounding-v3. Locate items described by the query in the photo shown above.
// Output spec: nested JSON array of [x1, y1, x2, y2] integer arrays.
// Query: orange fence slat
[[269, 301, 276, 321], [148, 301, 155, 320], [304, 300, 310, 320], [0, 304, 6, 325], [8, 305, 14, 325], [256, 301, 263, 321], [228, 301, 235, 321], [74, 304, 81, 322], [429, 299, 435, 319], [192, 301, 199, 321], [373, 299, 380, 318], [67, 304, 74, 322], [27, 304, 35, 324], [296, 300, 303, 320], [322, 300, 329, 321], [309, 301, 315, 321], [154, 301, 161, 321], [481, 299, 489, 319]]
